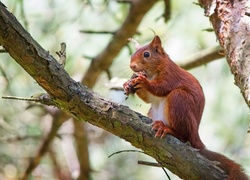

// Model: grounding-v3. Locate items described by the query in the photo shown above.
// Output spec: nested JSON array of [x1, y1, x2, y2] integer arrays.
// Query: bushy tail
[[199, 149, 248, 180]]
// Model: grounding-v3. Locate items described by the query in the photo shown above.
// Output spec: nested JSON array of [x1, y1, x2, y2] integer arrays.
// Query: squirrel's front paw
[[123, 81, 134, 96], [123, 72, 147, 96], [130, 74, 147, 89]]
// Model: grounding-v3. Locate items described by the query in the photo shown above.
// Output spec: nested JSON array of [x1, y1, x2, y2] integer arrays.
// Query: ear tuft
[[150, 36, 164, 54], [151, 36, 162, 46]]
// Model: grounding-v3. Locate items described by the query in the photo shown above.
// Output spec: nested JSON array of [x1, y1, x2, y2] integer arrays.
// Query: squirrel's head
[[129, 36, 168, 78]]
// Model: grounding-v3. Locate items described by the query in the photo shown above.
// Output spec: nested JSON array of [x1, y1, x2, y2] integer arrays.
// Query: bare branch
[[138, 160, 162, 167], [73, 120, 92, 180], [178, 46, 224, 70], [79, 30, 115, 35], [128, 37, 141, 50], [162, 0, 171, 22], [48, 149, 71, 179], [116, 0, 132, 4], [108, 149, 145, 158], [20, 111, 66, 179], [2, 94, 54, 106]]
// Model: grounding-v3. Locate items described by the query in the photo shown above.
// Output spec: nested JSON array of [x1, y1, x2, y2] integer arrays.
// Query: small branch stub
[[56, 42, 66, 67], [128, 37, 141, 50]]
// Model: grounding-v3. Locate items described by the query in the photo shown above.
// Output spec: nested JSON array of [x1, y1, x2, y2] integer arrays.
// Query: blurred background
[[0, 0, 249, 179]]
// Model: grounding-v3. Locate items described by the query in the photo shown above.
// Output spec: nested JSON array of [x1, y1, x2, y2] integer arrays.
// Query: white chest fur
[[148, 94, 169, 125]]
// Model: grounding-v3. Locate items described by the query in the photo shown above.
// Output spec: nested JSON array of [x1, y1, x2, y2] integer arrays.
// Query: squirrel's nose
[[130, 63, 137, 71]]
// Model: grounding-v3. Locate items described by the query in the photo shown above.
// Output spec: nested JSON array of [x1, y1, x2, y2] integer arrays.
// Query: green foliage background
[[0, 0, 249, 179]]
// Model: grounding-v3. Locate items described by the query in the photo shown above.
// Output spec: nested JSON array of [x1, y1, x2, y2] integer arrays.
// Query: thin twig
[[202, 28, 214, 32], [138, 160, 162, 167], [2, 95, 41, 102], [138, 160, 171, 180], [116, 0, 132, 3], [108, 149, 146, 158], [2, 94, 54, 106], [79, 30, 115, 35], [162, 167, 171, 180]]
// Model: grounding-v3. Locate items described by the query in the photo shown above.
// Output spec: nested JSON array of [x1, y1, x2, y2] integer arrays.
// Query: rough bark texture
[[0, 2, 237, 180], [199, 0, 250, 107]]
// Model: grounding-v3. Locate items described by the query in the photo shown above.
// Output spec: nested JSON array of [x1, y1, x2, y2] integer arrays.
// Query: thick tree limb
[[199, 0, 250, 107], [0, 2, 229, 180], [68, 1, 159, 177]]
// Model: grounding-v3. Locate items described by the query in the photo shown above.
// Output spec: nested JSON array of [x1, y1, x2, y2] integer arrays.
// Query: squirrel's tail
[[199, 149, 248, 180]]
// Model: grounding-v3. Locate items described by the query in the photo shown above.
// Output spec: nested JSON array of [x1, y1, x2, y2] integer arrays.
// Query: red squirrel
[[123, 36, 248, 179]]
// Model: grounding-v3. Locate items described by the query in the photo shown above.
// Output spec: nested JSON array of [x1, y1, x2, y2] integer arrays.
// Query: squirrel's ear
[[150, 36, 164, 54]]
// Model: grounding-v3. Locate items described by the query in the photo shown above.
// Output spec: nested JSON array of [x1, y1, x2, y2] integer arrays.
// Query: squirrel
[[123, 36, 248, 179]]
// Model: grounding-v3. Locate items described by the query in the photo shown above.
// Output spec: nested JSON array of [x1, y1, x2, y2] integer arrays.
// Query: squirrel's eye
[[143, 51, 150, 58]]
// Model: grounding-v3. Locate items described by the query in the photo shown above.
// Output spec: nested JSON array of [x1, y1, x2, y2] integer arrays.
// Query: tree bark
[[0, 2, 235, 179], [199, 0, 250, 107]]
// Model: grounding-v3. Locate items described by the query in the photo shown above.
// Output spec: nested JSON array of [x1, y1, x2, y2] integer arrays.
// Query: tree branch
[[21, 110, 66, 179], [82, 0, 157, 87], [79, 30, 115, 35], [179, 46, 224, 70], [0, 2, 229, 179], [73, 120, 92, 180]]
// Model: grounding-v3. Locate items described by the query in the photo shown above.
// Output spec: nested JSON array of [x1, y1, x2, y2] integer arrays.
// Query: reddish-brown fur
[[123, 36, 248, 179]]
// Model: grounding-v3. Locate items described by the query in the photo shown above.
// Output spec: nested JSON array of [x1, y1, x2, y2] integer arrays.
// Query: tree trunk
[[199, 0, 250, 107]]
